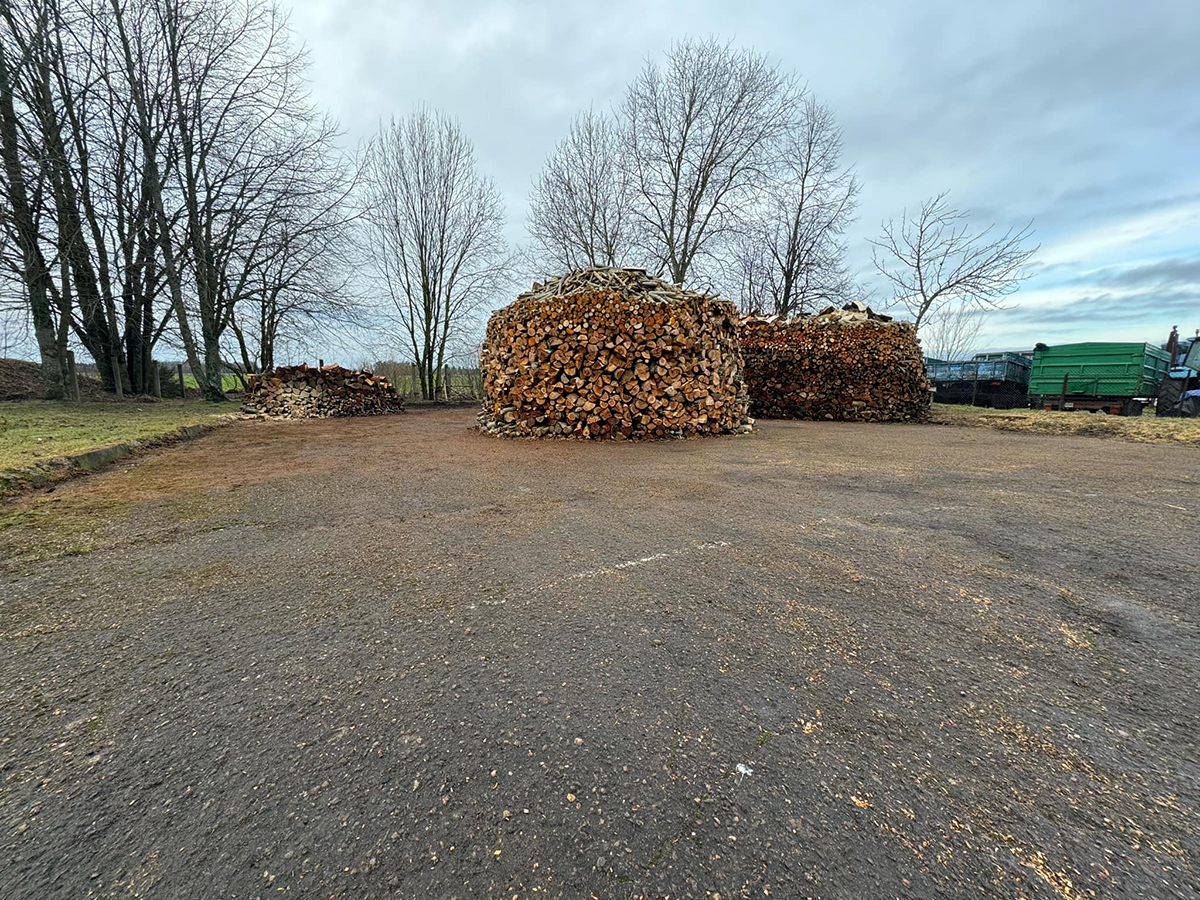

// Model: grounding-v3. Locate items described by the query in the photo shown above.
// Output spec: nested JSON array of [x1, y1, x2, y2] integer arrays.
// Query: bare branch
[[527, 108, 632, 272], [734, 95, 860, 316], [620, 37, 800, 287], [362, 108, 509, 401], [921, 300, 987, 362], [870, 193, 1038, 327]]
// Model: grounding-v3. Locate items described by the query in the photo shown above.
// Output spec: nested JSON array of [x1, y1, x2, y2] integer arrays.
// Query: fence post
[[178, 363, 186, 400], [971, 366, 979, 407], [319, 358, 324, 368], [66, 350, 79, 400], [111, 352, 124, 399], [152, 359, 161, 398], [1059, 373, 1069, 411]]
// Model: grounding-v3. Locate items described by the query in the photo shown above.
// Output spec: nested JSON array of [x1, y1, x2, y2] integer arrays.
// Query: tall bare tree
[[734, 95, 859, 316], [0, 15, 66, 397], [871, 193, 1037, 328], [226, 142, 363, 375], [527, 109, 631, 272], [621, 38, 800, 287], [157, 0, 323, 399], [363, 109, 508, 401], [0, 0, 349, 400], [921, 300, 986, 362]]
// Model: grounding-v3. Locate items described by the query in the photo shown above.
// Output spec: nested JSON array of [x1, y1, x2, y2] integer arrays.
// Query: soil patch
[[2, 410, 1197, 899]]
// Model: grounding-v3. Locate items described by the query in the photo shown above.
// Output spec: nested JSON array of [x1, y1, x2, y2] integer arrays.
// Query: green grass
[[931, 402, 1200, 446], [387, 374, 481, 398], [180, 373, 245, 392], [0, 400, 233, 469]]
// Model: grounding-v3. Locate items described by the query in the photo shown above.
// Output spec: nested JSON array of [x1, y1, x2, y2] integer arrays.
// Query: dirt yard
[[2, 410, 1197, 899]]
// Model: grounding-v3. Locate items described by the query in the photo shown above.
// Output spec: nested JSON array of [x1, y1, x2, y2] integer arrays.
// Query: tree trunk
[[109, 0, 207, 395], [0, 45, 65, 398]]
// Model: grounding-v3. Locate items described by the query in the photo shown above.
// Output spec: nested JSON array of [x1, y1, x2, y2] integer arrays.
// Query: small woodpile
[[243, 364, 405, 418], [479, 267, 753, 439], [741, 302, 930, 422]]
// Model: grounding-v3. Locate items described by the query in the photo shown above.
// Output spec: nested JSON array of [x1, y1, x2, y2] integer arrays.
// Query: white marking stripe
[[564, 541, 731, 582]]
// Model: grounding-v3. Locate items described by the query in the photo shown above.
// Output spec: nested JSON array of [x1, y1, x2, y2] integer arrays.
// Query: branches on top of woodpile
[[243, 365, 405, 419], [741, 303, 930, 422], [479, 267, 753, 439]]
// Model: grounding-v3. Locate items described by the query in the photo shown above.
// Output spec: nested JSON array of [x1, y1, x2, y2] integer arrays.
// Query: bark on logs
[[243, 364, 405, 418], [741, 303, 930, 422], [479, 267, 753, 439]]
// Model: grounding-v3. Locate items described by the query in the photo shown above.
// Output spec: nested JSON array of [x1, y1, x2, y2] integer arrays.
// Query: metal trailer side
[[1029, 342, 1170, 415]]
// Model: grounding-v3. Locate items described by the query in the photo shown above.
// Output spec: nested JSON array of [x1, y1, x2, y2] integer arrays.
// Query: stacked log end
[[741, 303, 931, 422], [243, 364, 405, 418], [479, 267, 753, 439]]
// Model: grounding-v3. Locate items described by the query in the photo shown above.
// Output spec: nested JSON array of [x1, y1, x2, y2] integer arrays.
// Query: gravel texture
[[1, 409, 1197, 899]]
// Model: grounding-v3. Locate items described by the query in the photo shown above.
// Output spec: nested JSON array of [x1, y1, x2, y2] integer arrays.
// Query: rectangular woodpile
[[741, 303, 931, 422], [243, 364, 405, 418], [479, 267, 753, 439]]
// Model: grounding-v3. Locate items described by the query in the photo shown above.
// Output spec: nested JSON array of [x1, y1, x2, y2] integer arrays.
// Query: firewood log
[[740, 304, 930, 422], [479, 267, 753, 439], [243, 365, 405, 419]]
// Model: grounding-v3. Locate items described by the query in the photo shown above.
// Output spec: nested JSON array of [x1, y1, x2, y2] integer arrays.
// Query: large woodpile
[[741, 303, 930, 422], [479, 267, 753, 439], [243, 364, 405, 418]]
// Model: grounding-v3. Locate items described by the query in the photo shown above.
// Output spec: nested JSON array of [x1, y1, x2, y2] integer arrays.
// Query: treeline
[[358, 41, 865, 406], [526, 38, 861, 319], [2, 16, 1036, 404], [0, 0, 358, 401], [524, 38, 1034, 355]]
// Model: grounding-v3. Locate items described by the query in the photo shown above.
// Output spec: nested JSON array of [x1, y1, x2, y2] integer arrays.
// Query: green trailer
[[1029, 342, 1170, 416]]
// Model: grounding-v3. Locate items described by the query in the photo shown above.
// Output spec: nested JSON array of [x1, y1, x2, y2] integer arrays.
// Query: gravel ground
[[2, 410, 1197, 899]]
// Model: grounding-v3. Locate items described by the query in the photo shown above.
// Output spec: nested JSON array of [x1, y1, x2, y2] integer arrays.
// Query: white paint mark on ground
[[563, 541, 732, 583]]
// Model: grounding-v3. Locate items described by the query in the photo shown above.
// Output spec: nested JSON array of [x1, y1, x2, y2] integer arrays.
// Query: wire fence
[[369, 361, 483, 401]]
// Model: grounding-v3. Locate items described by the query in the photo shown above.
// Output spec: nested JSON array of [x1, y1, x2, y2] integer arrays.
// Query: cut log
[[479, 267, 753, 439], [740, 303, 930, 422], [243, 364, 405, 419]]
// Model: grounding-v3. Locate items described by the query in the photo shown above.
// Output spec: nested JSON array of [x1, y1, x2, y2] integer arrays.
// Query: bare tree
[[921, 300, 986, 362], [527, 109, 630, 272], [734, 95, 859, 316], [363, 108, 508, 401], [218, 103, 361, 376], [226, 163, 364, 377], [0, 0, 359, 400], [621, 38, 800, 287], [871, 192, 1037, 328], [0, 13, 66, 397]]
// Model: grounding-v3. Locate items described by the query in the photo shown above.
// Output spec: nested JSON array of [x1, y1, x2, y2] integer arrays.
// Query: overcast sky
[[288, 0, 1199, 352]]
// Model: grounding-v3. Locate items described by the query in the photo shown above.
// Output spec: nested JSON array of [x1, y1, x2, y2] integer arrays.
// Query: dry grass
[[931, 403, 1200, 446]]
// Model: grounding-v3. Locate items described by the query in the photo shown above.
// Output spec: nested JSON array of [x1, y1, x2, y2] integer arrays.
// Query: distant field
[[181, 373, 245, 393], [0, 400, 233, 469], [931, 402, 1200, 446]]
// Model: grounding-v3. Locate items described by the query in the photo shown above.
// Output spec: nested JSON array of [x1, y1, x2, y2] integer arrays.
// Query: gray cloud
[[1003, 287, 1199, 327], [285, 0, 1199, 350], [1102, 258, 1200, 290]]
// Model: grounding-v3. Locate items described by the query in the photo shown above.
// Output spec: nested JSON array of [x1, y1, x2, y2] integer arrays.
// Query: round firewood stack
[[741, 303, 931, 422], [479, 267, 753, 439], [243, 364, 405, 418]]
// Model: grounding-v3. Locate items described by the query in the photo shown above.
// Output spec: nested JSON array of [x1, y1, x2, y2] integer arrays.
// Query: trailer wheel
[[1122, 399, 1145, 417]]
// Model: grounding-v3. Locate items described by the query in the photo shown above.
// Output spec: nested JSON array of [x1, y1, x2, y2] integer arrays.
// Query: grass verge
[[0, 400, 233, 469], [931, 403, 1200, 446], [181, 373, 245, 393]]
